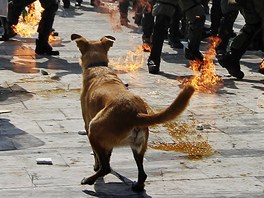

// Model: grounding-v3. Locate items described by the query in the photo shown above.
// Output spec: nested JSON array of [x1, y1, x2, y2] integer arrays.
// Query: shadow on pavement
[[0, 85, 34, 104], [83, 170, 152, 198], [0, 38, 81, 75], [0, 118, 44, 151]]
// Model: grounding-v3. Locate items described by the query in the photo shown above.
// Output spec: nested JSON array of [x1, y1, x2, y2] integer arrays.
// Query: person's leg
[[141, 4, 154, 51], [2, 0, 35, 40], [62, 0, 70, 8], [8, 0, 35, 24], [1, 17, 16, 40], [75, 0, 83, 7], [148, 15, 170, 74], [218, 1, 261, 79], [216, 9, 239, 54], [210, 0, 223, 36], [218, 22, 260, 79], [168, 5, 183, 49], [119, 0, 130, 26], [36, 0, 59, 55], [184, 4, 206, 61]]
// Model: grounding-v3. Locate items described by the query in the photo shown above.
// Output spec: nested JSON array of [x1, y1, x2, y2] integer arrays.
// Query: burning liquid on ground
[[110, 45, 145, 72], [180, 36, 223, 93], [147, 106, 214, 158], [149, 121, 214, 159]]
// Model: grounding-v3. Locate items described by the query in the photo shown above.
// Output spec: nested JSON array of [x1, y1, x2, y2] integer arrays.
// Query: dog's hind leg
[[81, 133, 112, 185], [130, 128, 149, 192], [93, 148, 112, 172]]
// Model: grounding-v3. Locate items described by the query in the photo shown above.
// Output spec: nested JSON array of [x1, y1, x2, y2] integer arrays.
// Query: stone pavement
[[0, 2, 264, 197]]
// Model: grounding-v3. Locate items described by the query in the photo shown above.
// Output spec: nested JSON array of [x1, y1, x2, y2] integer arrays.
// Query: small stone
[[36, 158, 53, 165], [0, 110, 12, 114], [78, 131, 87, 135], [40, 69, 49, 75], [196, 124, 204, 130]]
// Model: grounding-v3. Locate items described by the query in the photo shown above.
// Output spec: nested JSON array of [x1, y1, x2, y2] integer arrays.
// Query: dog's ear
[[71, 34, 82, 41], [100, 35, 116, 51], [71, 34, 88, 54]]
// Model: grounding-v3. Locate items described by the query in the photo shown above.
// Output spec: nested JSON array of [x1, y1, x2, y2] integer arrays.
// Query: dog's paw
[[131, 181, 145, 192], [81, 177, 95, 185]]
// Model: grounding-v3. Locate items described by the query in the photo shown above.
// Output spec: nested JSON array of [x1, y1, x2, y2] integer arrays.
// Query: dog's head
[[71, 34, 115, 69]]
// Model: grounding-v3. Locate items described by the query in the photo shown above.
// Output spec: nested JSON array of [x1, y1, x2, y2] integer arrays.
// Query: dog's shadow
[[83, 170, 152, 198]]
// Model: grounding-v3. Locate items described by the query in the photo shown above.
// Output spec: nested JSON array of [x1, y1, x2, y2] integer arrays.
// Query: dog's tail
[[135, 85, 195, 127]]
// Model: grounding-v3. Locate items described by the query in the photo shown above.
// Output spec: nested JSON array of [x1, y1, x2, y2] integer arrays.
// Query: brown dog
[[71, 33, 195, 192]]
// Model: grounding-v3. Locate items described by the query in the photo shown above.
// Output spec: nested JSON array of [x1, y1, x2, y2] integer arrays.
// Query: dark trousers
[[119, 0, 129, 16], [169, 4, 182, 39], [142, 11, 154, 40], [210, 0, 223, 35], [230, 0, 263, 58], [149, 15, 171, 66], [217, 10, 238, 51]]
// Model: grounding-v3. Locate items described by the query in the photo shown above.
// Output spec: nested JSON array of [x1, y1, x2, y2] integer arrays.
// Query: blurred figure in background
[[178, 0, 206, 62], [218, 0, 264, 79], [216, 0, 239, 55], [147, 0, 179, 74]]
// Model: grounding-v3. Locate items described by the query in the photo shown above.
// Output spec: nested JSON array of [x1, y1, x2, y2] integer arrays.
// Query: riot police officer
[[178, 0, 206, 62], [218, 0, 264, 79]]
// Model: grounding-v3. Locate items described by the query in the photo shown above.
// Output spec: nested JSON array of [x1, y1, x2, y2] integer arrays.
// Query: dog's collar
[[87, 62, 108, 68]]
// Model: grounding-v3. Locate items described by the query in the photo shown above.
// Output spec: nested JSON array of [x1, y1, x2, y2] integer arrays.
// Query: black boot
[[185, 47, 204, 62], [75, 0, 83, 7], [35, 39, 59, 56], [217, 51, 244, 79], [168, 35, 183, 49], [147, 59, 160, 74]]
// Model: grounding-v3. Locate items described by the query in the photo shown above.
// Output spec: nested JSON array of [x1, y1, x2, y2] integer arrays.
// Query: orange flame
[[260, 59, 264, 69], [110, 45, 145, 72], [13, 1, 60, 45], [180, 36, 223, 93], [259, 59, 264, 74], [13, 2, 43, 37], [142, 42, 151, 52]]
